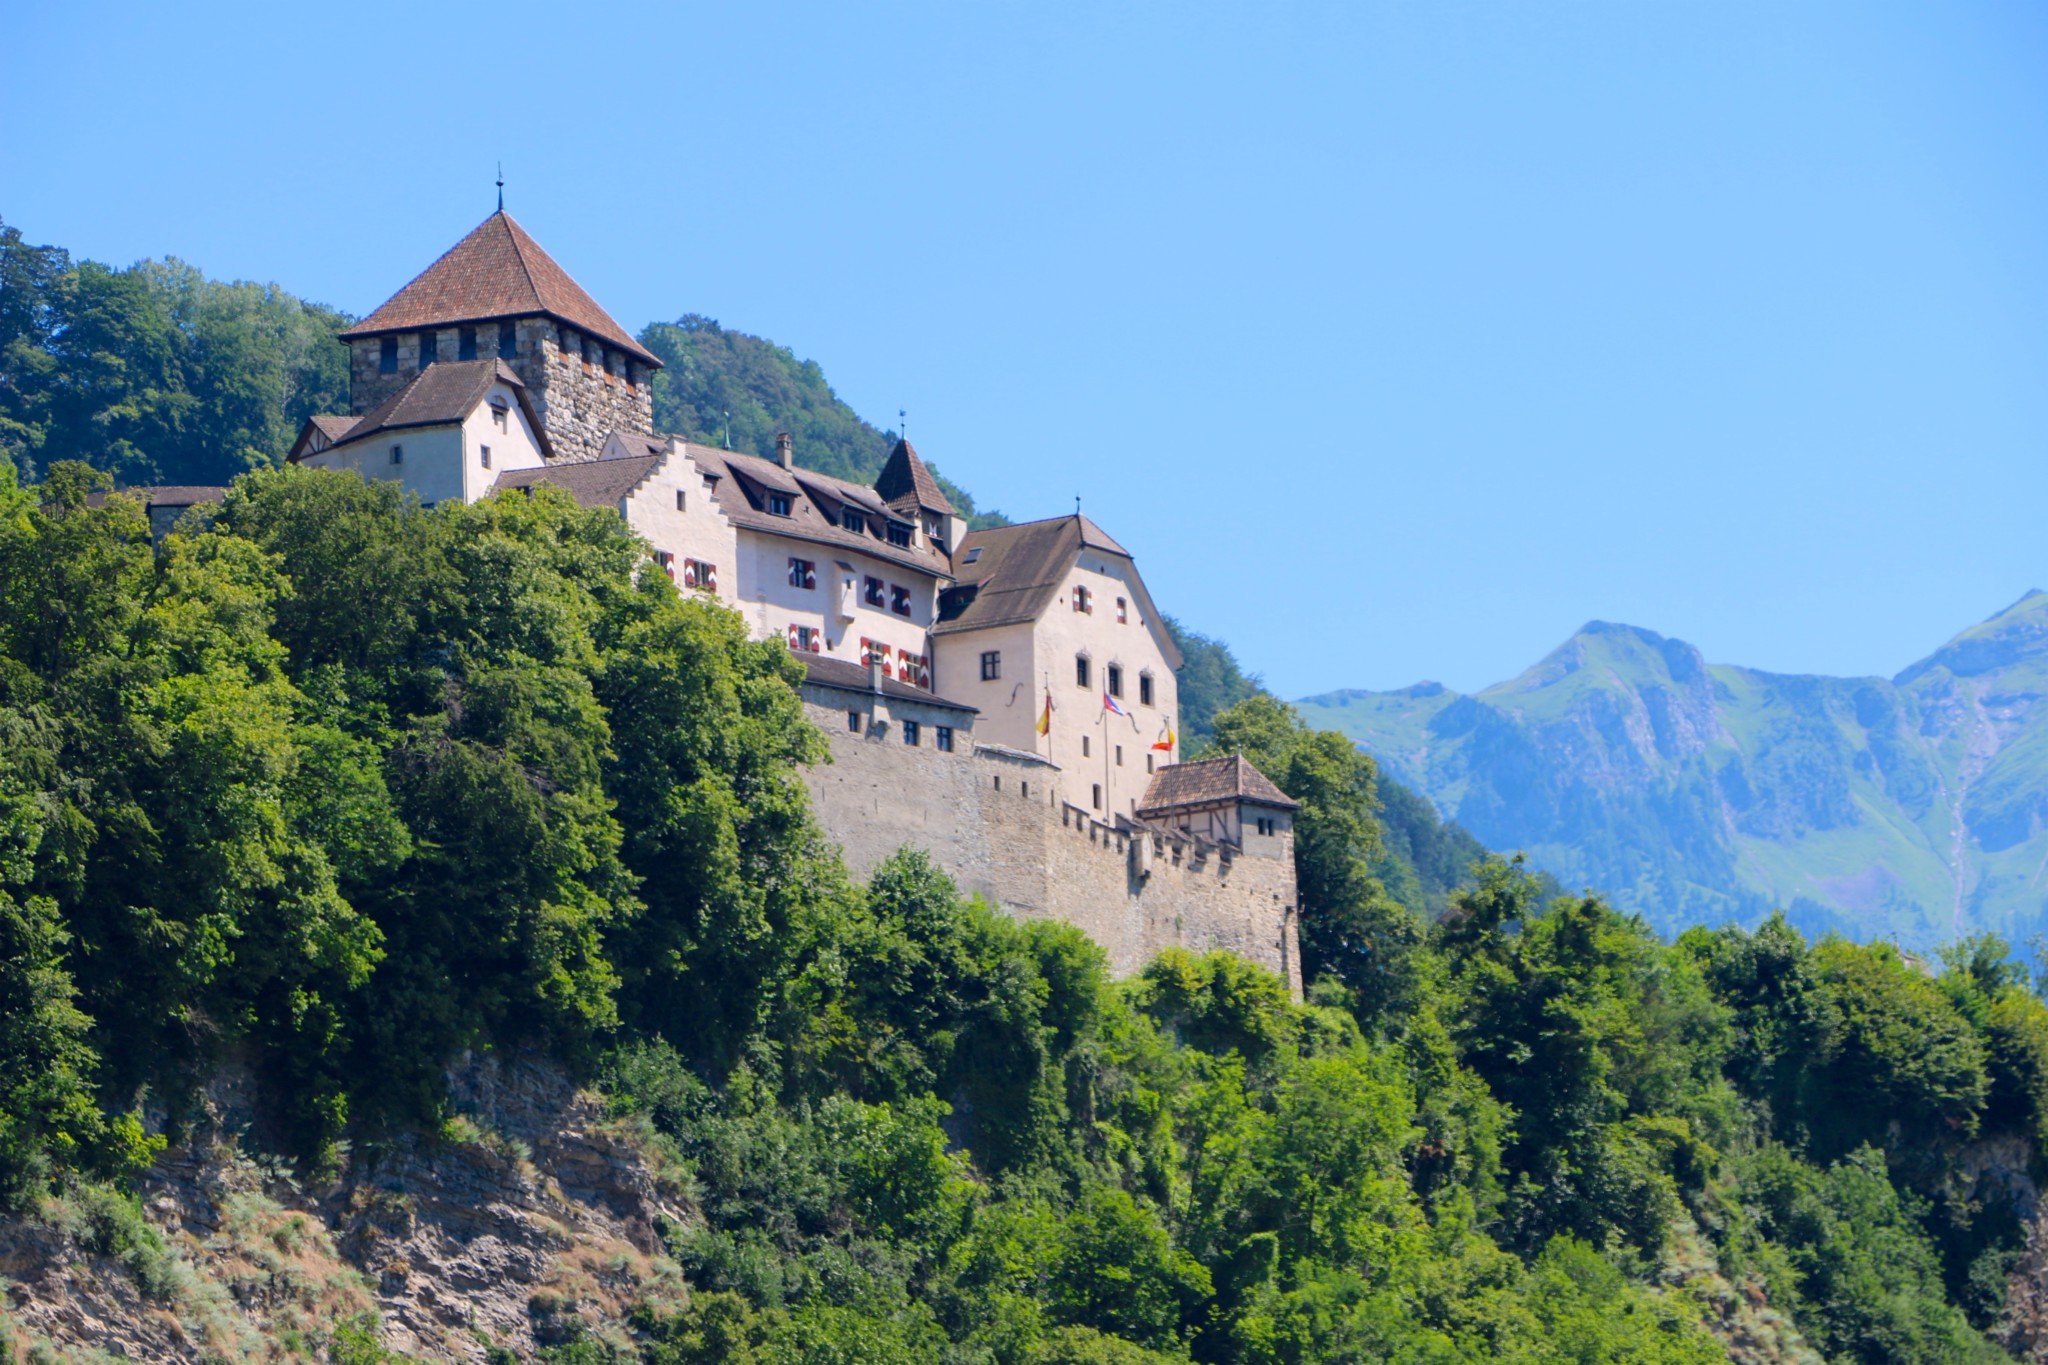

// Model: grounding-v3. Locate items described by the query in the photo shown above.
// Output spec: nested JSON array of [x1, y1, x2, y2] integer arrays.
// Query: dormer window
[[768, 492, 793, 517], [459, 327, 478, 361], [841, 508, 865, 534], [886, 522, 912, 548], [490, 402, 509, 433], [963, 546, 983, 564]]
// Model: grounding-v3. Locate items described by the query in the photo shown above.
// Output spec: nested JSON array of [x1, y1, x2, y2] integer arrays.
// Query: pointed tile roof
[[1138, 755, 1300, 816], [931, 514, 1182, 668], [873, 439, 955, 516], [339, 212, 659, 367]]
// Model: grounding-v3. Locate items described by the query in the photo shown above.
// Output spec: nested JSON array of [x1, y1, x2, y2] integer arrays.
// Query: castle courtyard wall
[[799, 693, 1301, 993]]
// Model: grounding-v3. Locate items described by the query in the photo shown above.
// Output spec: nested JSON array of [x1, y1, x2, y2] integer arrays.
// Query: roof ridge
[[500, 213, 544, 315]]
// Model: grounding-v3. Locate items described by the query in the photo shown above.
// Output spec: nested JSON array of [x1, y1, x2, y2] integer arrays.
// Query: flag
[[1152, 720, 1176, 752], [1103, 692, 1131, 719], [1037, 692, 1053, 736]]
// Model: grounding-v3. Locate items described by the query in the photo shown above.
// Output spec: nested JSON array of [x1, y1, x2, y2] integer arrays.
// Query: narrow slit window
[[459, 327, 478, 361], [419, 331, 438, 365]]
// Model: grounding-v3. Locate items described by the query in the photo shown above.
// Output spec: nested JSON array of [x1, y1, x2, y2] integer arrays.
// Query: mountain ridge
[[1300, 591, 2048, 945]]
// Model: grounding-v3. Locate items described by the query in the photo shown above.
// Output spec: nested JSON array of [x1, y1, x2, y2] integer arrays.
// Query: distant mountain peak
[[1895, 589, 2048, 686]]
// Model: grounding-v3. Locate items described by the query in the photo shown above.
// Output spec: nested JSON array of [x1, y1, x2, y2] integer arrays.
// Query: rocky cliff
[[0, 1054, 690, 1361], [1299, 591, 2048, 945]]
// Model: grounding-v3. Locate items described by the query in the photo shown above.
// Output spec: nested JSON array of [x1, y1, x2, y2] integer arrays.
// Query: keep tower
[[338, 212, 659, 463]]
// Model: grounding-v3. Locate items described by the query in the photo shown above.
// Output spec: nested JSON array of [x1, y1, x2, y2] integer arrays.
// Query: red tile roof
[[874, 439, 955, 516], [1137, 755, 1300, 815], [339, 212, 659, 367], [931, 514, 1180, 668]]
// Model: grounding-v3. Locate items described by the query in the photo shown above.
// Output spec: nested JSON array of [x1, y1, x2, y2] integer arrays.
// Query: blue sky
[[4, 2, 2045, 698]]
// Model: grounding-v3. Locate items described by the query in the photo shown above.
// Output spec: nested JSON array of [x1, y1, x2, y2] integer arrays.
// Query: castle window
[[980, 651, 1000, 681], [676, 489, 687, 512], [582, 336, 597, 369], [1075, 655, 1090, 688], [863, 576, 885, 608], [1021, 781, 1029, 798], [1146, 754, 1154, 774], [788, 624, 820, 652], [768, 492, 793, 517], [491, 402, 509, 432], [1082, 736, 1090, 758], [886, 522, 912, 548], [1115, 745, 1123, 766], [889, 585, 912, 617], [1117, 597, 1128, 624], [480, 445, 491, 469], [1092, 783, 1102, 810], [1139, 673, 1154, 706], [499, 322, 518, 359], [1073, 585, 1092, 613], [390, 444, 403, 465], [420, 331, 438, 366], [379, 337, 397, 374], [842, 508, 865, 534], [654, 551, 676, 580], [788, 558, 816, 589], [936, 726, 954, 752], [459, 327, 478, 361], [848, 711, 862, 733], [902, 720, 921, 747], [1107, 665, 1123, 698], [994, 775, 1002, 791]]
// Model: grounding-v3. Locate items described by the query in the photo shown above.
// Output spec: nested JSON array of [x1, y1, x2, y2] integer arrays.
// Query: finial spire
[[496, 162, 504, 212], [899, 408, 907, 441]]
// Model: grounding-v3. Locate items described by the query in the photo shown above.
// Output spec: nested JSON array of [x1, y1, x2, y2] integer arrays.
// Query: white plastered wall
[[623, 455, 739, 594], [302, 426, 465, 506], [459, 382, 547, 502], [935, 547, 1181, 818], [731, 529, 941, 674]]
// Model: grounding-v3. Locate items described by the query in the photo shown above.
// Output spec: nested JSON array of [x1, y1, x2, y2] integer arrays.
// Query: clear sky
[[4, 2, 2044, 698]]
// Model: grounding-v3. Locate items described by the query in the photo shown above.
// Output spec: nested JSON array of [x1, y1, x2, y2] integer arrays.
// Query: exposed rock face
[[1299, 591, 2048, 945], [0, 1053, 691, 1362]]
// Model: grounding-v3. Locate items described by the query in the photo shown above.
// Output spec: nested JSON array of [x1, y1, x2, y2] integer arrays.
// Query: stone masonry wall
[[348, 320, 654, 464], [800, 695, 1301, 993], [530, 328, 654, 463]]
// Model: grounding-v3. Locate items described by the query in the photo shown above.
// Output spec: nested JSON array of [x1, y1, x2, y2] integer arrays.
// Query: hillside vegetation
[[3, 461, 2048, 1362], [1300, 600, 2048, 947], [10, 220, 2048, 1361]]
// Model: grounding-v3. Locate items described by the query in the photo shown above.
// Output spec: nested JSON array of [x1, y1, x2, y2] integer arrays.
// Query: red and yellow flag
[[1151, 720, 1175, 752], [1037, 692, 1054, 737]]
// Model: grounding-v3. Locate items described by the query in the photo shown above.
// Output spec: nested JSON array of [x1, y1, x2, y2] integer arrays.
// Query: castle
[[285, 210, 1302, 991]]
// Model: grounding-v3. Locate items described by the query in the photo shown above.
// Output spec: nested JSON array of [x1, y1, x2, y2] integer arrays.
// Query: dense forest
[[4, 461, 2048, 1362], [8, 218, 2048, 1362]]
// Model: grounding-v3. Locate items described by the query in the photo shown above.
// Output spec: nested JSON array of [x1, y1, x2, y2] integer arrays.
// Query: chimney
[[775, 431, 793, 469]]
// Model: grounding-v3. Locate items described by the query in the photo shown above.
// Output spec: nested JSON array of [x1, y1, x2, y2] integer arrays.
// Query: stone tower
[[338, 212, 659, 463]]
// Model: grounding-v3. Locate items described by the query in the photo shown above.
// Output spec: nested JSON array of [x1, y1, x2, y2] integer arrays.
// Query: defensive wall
[[799, 680, 1302, 994]]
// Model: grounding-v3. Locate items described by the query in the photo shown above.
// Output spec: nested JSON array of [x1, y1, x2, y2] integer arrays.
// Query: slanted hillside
[[638, 314, 1002, 526], [1300, 592, 2048, 945]]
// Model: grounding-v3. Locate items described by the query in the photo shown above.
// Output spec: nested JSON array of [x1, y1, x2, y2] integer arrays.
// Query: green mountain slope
[[639, 314, 1002, 525], [1299, 592, 2048, 945]]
